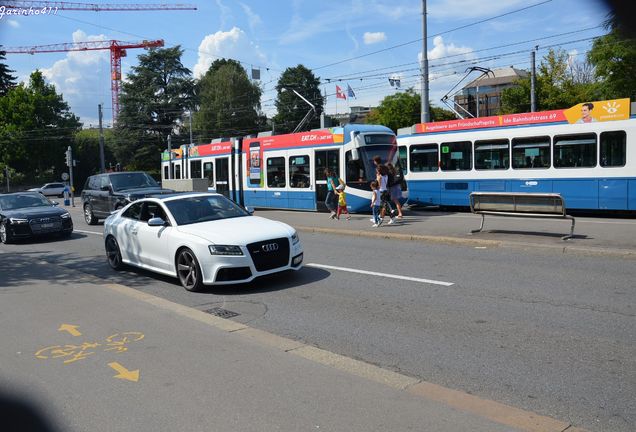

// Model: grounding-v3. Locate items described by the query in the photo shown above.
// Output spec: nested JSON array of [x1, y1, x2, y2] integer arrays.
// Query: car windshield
[[110, 173, 159, 191], [164, 195, 250, 226], [0, 193, 52, 210]]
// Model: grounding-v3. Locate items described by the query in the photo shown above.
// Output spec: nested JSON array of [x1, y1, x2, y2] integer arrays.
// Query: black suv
[[81, 172, 174, 224]]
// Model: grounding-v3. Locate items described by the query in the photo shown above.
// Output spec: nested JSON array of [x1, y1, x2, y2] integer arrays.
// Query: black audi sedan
[[0, 192, 73, 244]]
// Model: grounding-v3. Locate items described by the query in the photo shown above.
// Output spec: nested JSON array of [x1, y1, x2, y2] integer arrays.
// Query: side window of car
[[99, 176, 111, 191], [121, 202, 142, 220], [88, 176, 99, 190]]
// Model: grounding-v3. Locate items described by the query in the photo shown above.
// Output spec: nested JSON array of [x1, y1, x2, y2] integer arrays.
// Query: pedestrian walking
[[370, 180, 382, 227], [376, 164, 396, 224], [386, 162, 404, 220], [334, 184, 351, 220], [324, 168, 340, 219]]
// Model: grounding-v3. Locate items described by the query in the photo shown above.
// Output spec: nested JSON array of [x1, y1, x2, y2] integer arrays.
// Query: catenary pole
[[421, 0, 430, 123]]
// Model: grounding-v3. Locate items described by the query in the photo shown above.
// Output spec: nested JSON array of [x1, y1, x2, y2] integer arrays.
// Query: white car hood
[[175, 215, 294, 245]]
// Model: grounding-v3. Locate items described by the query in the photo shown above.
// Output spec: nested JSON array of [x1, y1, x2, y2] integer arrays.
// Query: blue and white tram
[[398, 100, 635, 211], [161, 124, 401, 213]]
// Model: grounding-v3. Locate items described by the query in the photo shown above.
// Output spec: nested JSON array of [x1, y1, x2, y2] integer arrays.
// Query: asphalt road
[[1, 207, 634, 431]]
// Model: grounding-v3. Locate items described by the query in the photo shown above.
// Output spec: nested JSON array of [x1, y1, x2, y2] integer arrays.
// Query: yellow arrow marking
[[108, 362, 140, 382], [58, 324, 82, 337]]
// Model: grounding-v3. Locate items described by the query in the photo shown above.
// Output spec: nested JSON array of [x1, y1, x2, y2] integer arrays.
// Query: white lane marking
[[306, 263, 453, 286], [74, 229, 103, 236]]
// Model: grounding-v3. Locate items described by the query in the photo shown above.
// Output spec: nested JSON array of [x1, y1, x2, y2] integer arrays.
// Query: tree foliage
[[587, 17, 636, 101], [114, 46, 194, 171], [193, 59, 263, 141], [0, 48, 16, 97], [273, 65, 324, 134], [500, 49, 599, 114], [366, 88, 455, 132], [0, 70, 81, 183]]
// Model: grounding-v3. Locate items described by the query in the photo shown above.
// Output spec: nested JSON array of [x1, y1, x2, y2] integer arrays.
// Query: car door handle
[[131, 229, 138, 235]]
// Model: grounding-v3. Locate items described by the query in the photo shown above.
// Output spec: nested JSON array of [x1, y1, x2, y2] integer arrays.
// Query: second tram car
[[397, 98, 635, 211]]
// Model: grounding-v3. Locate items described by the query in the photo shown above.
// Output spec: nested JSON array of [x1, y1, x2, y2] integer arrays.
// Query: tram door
[[215, 157, 230, 198], [314, 149, 340, 212]]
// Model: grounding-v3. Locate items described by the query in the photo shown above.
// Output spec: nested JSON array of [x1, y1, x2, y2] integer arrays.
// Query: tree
[[73, 128, 116, 188], [193, 59, 263, 141], [588, 14, 636, 100], [114, 46, 194, 171], [273, 65, 324, 134], [500, 49, 599, 114], [0, 71, 81, 182], [0, 47, 16, 96]]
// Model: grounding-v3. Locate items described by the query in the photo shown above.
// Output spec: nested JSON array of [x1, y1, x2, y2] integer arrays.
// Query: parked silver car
[[28, 182, 67, 197]]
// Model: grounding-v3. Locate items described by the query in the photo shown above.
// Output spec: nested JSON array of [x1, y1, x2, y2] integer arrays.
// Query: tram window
[[512, 136, 550, 169], [398, 146, 408, 174], [475, 139, 509, 170], [190, 160, 202, 179], [290, 155, 310, 188], [440, 141, 472, 171], [174, 164, 181, 179], [600, 131, 626, 167], [410, 144, 438, 172], [163, 166, 169, 180], [267, 157, 286, 188], [203, 162, 214, 187], [554, 133, 596, 168]]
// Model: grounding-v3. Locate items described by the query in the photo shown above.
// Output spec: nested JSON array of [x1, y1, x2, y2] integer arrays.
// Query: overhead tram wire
[[322, 25, 604, 83], [310, 0, 554, 72]]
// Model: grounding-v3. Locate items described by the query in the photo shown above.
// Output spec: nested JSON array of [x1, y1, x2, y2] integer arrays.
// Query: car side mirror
[[101, 185, 111, 192], [148, 217, 167, 227], [245, 206, 255, 215], [51, 201, 59, 206]]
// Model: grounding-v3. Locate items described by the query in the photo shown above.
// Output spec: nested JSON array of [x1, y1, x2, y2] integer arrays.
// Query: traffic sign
[[61, 172, 69, 181]]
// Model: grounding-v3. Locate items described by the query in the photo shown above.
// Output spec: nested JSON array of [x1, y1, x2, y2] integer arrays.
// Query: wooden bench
[[469, 192, 575, 240]]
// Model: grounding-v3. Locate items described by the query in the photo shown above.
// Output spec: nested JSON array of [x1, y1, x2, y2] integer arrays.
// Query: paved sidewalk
[[254, 207, 636, 259], [0, 254, 579, 432]]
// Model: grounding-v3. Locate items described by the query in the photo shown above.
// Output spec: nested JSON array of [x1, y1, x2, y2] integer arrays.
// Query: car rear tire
[[105, 236, 124, 270], [0, 222, 13, 244], [176, 248, 204, 292], [84, 204, 97, 225]]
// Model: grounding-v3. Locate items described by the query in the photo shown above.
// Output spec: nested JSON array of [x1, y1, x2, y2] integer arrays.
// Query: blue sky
[[0, 0, 611, 129]]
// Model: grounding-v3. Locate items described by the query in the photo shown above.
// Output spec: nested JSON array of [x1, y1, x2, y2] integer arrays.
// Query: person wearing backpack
[[386, 162, 404, 220]]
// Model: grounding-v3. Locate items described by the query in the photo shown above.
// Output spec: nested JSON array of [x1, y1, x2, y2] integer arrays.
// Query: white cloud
[[7, 19, 19, 28], [422, 36, 474, 62], [363, 32, 386, 45], [239, 2, 262, 32], [193, 27, 267, 78], [215, 0, 233, 29], [39, 30, 111, 125]]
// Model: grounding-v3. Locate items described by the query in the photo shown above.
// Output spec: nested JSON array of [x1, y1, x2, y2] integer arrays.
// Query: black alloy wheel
[[105, 236, 124, 270], [0, 222, 12, 244], [176, 248, 203, 292], [84, 204, 97, 225]]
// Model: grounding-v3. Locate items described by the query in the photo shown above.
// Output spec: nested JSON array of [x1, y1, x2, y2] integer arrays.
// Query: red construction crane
[[5, 39, 165, 125], [1, 1, 197, 11]]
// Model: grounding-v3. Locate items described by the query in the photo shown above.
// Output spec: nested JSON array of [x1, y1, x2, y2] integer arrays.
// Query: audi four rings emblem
[[261, 243, 279, 252]]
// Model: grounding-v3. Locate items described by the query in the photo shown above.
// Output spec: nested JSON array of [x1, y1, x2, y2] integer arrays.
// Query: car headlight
[[209, 245, 243, 256], [9, 217, 28, 224], [291, 231, 300, 245], [60, 212, 71, 219]]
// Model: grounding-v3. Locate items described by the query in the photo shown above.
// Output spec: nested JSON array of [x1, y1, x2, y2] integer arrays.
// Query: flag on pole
[[347, 84, 356, 99], [336, 85, 346, 100]]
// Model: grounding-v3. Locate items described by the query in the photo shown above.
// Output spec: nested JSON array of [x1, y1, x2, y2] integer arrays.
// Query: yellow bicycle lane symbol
[[35, 332, 144, 365]]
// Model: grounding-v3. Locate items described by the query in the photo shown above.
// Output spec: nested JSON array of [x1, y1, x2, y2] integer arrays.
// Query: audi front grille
[[246, 237, 290, 272]]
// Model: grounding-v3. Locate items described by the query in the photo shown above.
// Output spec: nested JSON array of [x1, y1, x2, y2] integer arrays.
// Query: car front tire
[[84, 204, 97, 225], [105, 236, 124, 270], [176, 248, 204, 292], [0, 222, 13, 244]]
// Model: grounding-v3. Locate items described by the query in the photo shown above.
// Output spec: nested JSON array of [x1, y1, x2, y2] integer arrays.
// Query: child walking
[[370, 180, 382, 227], [334, 184, 351, 220]]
